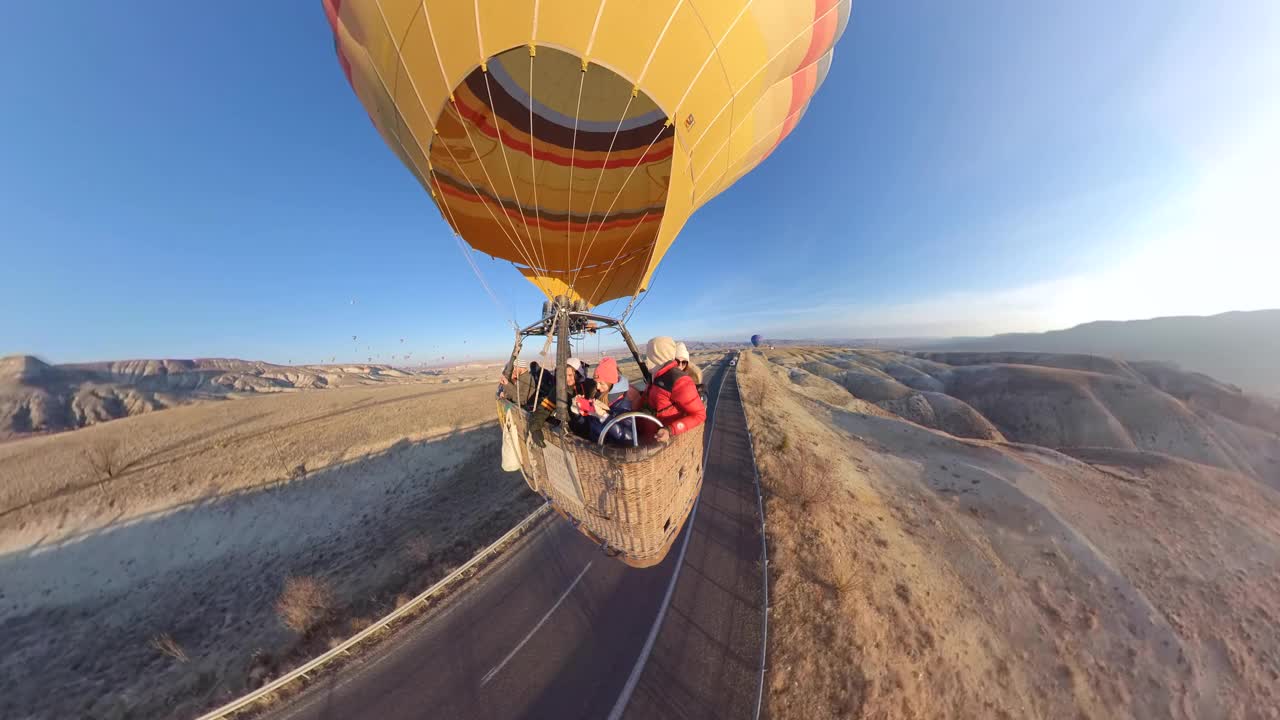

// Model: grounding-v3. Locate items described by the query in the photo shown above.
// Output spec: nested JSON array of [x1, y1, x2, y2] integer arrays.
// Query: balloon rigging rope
[[387, 1, 550, 311], [454, 232, 517, 328], [441, 98, 545, 281], [574, 119, 671, 305], [583, 0, 750, 313], [556, 0, 608, 302], [570, 0, 683, 298], [567, 0, 671, 296], [362, 0, 523, 326], [686, 0, 845, 192], [563, 65, 588, 302], [567, 95, 637, 293], [415, 1, 548, 283], [695, 101, 811, 207], [617, 1, 836, 322], [527, 46, 549, 280], [472, 0, 540, 275], [481, 68, 544, 275], [365, 1, 533, 281]]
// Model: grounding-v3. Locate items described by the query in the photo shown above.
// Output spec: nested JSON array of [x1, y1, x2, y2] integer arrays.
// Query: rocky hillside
[[741, 348, 1280, 719], [764, 347, 1280, 491], [0, 355, 430, 439]]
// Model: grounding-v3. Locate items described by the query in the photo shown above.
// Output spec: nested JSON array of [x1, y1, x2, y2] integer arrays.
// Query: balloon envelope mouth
[[428, 45, 674, 306]]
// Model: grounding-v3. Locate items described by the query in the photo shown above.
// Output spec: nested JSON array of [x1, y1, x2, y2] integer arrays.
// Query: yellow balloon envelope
[[324, 0, 850, 307]]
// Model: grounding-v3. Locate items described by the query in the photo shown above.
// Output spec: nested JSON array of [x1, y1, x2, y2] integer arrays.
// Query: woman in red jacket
[[639, 336, 707, 444]]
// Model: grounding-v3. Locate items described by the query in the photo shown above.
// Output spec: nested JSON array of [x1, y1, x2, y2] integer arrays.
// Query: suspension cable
[[693, 100, 813, 207], [526, 44, 549, 280], [371, 1, 548, 291], [600, 0, 763, 317], [411, 1, 550, 284], [568, 0, 684, 294], [481, 67, 544, 273], [471, 0, 539, 274], [686, 1, 844, 158], [348, 4, 516, 326], [574, 120, 671, 302], [564, 64, 588, 298]]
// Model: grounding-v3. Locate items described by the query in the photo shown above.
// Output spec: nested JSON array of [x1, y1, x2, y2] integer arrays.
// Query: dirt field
[[0, 376, 537, 719], [738, 349, 1280, 720]]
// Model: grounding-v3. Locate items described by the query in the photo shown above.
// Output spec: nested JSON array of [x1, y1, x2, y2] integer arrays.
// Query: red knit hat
[[594, 356, 620, 385]]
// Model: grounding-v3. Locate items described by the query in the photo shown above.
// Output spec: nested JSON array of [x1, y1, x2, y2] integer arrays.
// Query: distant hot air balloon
[[751, 334, 764, 348]]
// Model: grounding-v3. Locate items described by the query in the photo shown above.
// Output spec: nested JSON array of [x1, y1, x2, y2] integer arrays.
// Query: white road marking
[[480, 560, 594, 687]]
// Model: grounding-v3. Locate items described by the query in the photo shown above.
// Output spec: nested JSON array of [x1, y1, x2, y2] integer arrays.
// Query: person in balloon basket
[[569, 357, 637, 446], [674, 342, 705, 397], [522, 356, 594, 446], [637, 337, 707, 445]]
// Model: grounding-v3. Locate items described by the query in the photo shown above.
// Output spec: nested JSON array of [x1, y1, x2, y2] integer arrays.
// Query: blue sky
[[3, 2, 1277, 364]]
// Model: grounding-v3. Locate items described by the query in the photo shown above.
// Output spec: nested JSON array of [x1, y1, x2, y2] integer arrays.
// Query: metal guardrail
[[194, 503, 551, 720], [735, 352, 770, 720]]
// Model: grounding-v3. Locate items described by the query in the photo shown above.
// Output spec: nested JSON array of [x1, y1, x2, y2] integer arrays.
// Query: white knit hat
[[645, 336, 678, 367], [675, 342, 690, 361]]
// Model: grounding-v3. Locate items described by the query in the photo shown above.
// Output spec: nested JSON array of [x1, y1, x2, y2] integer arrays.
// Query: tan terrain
[[0, 374, 536, 720], [739, 348, 1280, 720], [0, 354, 494, 440]]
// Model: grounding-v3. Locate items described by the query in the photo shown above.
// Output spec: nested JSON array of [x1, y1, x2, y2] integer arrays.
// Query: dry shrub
[[787, 452, 838, 510], [402, 535, 433, 564], [829, 562, 858, 601], [775, 432, 792, 454], [276, 576, 334, 634], [85, 437, 127, 482], [149, 633, 189, 663]]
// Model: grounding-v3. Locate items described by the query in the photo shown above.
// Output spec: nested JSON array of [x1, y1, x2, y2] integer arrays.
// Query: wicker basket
[[498, 398, 703, 568]]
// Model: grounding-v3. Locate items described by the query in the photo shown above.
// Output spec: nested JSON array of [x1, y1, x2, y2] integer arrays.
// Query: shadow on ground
[[0, 423, 538, 720]]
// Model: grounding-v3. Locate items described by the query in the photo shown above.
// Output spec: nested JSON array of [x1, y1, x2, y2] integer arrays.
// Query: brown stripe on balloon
[[449, 89, 676, 170], [432, 169, 665, 227], [462, 70, 673, 153]]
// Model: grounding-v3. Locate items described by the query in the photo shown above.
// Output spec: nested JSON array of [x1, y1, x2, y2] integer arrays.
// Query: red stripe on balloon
[[764, 0, 836, 157], [322, 0, 354, 86], [800, 0, 840, 69]]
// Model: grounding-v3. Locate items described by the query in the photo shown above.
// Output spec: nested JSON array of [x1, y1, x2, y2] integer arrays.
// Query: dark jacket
[[640, 361, 707, 440], [523, 365, 556, 411], [585, 394, 635, 446]]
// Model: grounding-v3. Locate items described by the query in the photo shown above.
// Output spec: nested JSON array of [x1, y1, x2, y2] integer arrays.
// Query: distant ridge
[[0, 356, 434, 439], [920, 309, 1280, 396]]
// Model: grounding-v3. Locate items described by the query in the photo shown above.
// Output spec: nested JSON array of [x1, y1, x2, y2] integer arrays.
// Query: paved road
[[264, 355, 765, 720], [620, 364, 765, 720]]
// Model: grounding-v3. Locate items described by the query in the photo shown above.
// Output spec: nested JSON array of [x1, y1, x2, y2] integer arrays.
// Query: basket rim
[[501, 398, 696, 464]]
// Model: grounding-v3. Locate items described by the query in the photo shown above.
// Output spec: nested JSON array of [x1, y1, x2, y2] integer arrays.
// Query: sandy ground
[[738, 349, 1280, 720], [0, 378, 537, 720]]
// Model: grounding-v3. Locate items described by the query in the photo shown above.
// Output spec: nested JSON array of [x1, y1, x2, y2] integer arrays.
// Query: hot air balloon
[[326, 0, 849, 567], [751, 334, 763, 348]]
